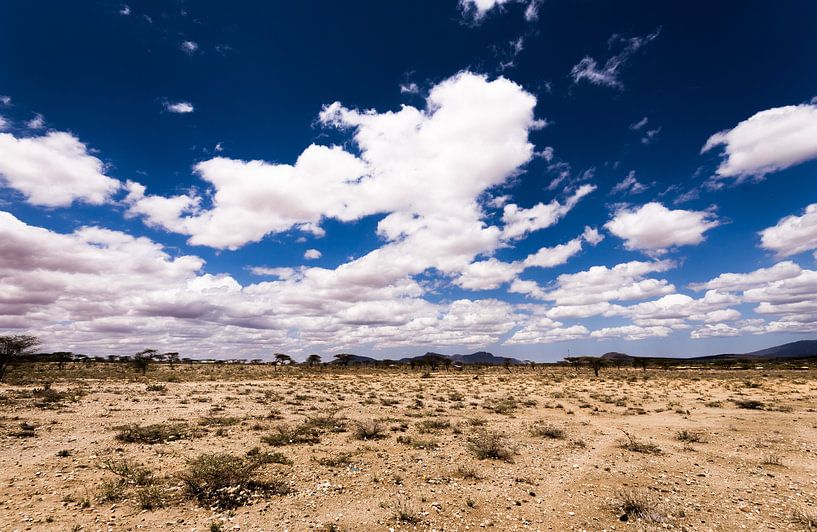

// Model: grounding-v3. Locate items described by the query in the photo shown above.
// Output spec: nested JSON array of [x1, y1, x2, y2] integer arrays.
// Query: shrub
[[396, 435, 438, 449], [102, 458, 154, 486], [676, 430, 707, 443], [734, 399, 764, 410], [620, 431, 661, 454], [261, 423, 321, 446], [415, 419, 450, 433], [467, 429, 515, 461], [182, 452, 290, 509], [352, 420, 386, 440], [529, 422, 565, 439], [792, 506, 817, 528], [393, 500, 421, 524], [318, 452, 355, 468], [135, 485, 165, 510], [617, 490, 659, 522], [115, 423, 196, 444]]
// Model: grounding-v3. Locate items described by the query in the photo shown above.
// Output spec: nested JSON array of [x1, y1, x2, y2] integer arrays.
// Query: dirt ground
[[1, 364, 816, 531]]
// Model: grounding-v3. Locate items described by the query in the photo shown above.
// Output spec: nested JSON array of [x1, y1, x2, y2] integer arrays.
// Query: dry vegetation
[[1, 362, 817, 530]]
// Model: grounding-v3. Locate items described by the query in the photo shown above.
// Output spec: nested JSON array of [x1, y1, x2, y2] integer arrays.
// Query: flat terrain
[[1, 364, 816, 531]]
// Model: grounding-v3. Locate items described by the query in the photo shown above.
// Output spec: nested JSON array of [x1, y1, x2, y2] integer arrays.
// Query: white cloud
[[501, 184, 595, 240], [759, 203, 817, 257], [459, 0, 539, 21], [610, 171, 647, 195], [702, 102, 817, 182], [455, 227, 602, 291], [688, 261, 802, 291], [590, 324, 672, 340], [304, 248, 322, 260], [630, 117, 648, 130], [0, 116, 7, 131], [119, 4, 130, 15], [128, 72, 543, 260], [571, 29, 660, 89], [180, 40, 199, 54], [0, 131, 120, 207], [605, 202, 719, 254], [641, 127, 661, 145], [27, 114, 45, 130], [164, 101, 194, 113], [506, 323, 588, 344], [400, 82, 420, 95]]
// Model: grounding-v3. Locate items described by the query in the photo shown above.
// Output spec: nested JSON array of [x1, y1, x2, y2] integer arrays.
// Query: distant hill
[[743, 340, 817, 359], [398, 351, 524, 366], [328, 354, 378, 365], [587, 340, 817, 363]]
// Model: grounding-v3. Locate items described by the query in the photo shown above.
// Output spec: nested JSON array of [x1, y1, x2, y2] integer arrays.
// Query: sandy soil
[[1, 365, 816, 531]]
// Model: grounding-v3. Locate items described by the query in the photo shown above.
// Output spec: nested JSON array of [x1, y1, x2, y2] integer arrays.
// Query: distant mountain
[[584, 340, 817, 363], [450, 351, 524, 365], [398, 351, 524, 366], [328, 354, 378, 365], [743, 340, 817, 359]]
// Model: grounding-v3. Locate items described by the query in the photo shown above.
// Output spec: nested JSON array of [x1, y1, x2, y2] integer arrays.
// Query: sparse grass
[[393, 500, 421, 524], [415, 418, 450, 433], [454, 465, 481, 480], [135, 484, 165, 510], [396, 434, 438, 449], [102, 458, 154, 486], [318, 452, 355, 468], [529, 421, 566, 439], [114, 422, 196, 444], [467, 429, 515, 461]]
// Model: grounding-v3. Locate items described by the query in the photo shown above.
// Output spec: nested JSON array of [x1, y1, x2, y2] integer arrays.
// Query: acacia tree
[[334, 353, 354, 367], [163, 352, 180, 369], [273, 353, 292, 366], [0, 335, 41, 381], [589, 357, 605, 377], [131, 349, 157, 375], [53, 351, 74, 370], [306, 354, 322, 366]]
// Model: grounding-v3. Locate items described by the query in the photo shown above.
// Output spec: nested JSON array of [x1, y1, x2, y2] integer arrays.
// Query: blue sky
[[0, 0, 816, 360]]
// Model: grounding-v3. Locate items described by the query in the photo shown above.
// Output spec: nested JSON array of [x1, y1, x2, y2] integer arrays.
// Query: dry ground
[[1, 364, 817, 531]]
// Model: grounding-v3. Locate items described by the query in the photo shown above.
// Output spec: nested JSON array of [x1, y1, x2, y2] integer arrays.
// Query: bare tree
[[0, 335, 41, 381]]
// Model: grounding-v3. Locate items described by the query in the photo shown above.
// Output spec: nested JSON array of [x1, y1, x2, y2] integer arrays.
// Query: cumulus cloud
[[0, 211, 524, 355], [571, 29, 660, 89], [688, 261, 802, 291], [759, 203, 817, 257], [27, 114, 45, 130], [702, 102, 817, 182], [605, 202, 719, 254], [501, 184, 596, 240], [127, 72, 546, 264], [0, 131, 120, 207], [164, 101, 195, 113], [304, 248, 322, 260], [590, 324, 671, 340]]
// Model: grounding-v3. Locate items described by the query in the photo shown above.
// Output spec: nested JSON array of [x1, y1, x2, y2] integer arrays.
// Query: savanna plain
[[1, 363, 816, 531]]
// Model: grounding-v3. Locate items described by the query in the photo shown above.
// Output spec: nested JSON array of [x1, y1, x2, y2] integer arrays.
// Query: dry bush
[[261, 423, 321, 446], [467, 429, 515, 461], [415, 418, 450, 433], [734, 399, 764, 410], [529, 421, 566, 439], [393, 500, 421, 524], [675, 430, 707, 443], [792, 506, 817, 529], [396, 435, 438, 449], [617, 490, 662, 523], [353, 420, 387, 440], [181, 452, 290, 509], [114, 423, 196, 444], [620, 431, 662, 454]]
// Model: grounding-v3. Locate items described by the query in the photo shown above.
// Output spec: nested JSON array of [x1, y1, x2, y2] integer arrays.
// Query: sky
[[0, 0, 816, 361]]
